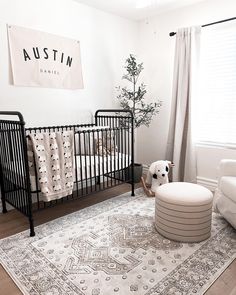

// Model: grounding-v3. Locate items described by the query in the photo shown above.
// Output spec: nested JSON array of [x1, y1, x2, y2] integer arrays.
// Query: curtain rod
[[169, 16, 236, 36]]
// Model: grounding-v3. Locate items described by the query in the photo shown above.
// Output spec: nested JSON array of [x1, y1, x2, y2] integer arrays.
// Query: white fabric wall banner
[[7, 24, 84, 89]]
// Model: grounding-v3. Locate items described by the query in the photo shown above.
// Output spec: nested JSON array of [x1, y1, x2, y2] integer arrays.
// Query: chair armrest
[[218, 159, 236, 178]]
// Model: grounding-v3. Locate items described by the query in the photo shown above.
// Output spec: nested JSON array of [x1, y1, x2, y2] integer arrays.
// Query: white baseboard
[[197, 177, 217, 192]]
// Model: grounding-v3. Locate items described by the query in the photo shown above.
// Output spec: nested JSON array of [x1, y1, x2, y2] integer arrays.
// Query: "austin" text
[[22, 47, 73, 67]]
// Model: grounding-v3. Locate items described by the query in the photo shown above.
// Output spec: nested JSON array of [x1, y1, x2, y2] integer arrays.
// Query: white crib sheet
[[75, 152, 130, 180]]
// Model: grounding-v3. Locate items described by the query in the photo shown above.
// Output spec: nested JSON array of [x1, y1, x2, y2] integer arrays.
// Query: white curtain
[[166, 26, 201, 182]]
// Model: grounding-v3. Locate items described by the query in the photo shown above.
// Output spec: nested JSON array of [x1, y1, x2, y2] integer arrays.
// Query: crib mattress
[[3, 153, 130, 192], [75, 153, 130, 181]]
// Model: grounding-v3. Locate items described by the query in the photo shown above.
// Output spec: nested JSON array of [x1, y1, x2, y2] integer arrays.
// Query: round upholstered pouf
[[155, 182, 213, 242]]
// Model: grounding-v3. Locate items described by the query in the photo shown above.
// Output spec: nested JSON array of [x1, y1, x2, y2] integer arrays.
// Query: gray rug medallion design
[[0, 188, 236, 295]]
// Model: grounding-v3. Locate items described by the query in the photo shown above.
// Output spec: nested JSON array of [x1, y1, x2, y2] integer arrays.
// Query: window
[[193, 22, 236, 146]]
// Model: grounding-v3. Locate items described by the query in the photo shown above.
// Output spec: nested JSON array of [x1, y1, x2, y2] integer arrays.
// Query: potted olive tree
[[117, 54, 162, 182]]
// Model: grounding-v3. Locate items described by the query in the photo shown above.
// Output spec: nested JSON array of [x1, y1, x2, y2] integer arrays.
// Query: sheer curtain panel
[[166, 26, 201, 182]]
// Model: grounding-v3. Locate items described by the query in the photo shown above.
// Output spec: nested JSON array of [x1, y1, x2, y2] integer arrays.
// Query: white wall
[[137, 0, 236, 186], [0, 0, 138, 127]]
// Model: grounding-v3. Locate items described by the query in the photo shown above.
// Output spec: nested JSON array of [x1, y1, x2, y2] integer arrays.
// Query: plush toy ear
[[149, 162, 156, 175], [166, 160, 175, 168]]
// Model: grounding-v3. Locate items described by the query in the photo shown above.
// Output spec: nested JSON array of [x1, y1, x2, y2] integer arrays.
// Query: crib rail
[[0, 111, 35, 236], [95, 109, 134, 195]]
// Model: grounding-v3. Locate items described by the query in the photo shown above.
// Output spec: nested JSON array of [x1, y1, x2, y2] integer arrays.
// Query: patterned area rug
[[0, 188, 236, 295]]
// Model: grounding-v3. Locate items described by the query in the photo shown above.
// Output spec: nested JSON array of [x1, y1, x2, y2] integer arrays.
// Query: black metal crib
[[0, 109, 134, 237]]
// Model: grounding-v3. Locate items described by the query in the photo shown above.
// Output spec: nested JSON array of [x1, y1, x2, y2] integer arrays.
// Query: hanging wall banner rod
[[169, 16, 236, 36]]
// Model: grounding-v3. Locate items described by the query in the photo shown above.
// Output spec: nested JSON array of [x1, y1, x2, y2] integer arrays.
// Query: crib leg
[[96, 176, 100, 185], [29, 218, 35, 237], [130, 164, 135, 196], [2, 203, 7, 213], [131, 182, 135, 196], [1, 192, 7, 213]]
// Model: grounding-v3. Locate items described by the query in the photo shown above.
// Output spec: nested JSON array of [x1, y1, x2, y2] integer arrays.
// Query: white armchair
[[214, 159, 236, 229]]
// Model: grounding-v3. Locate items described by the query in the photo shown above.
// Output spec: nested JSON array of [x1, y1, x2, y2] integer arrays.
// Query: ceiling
[[73, 0, 207, 21]]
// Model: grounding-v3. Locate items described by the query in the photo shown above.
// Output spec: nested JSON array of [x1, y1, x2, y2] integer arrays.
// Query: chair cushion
[[219, 176, 236, 204]]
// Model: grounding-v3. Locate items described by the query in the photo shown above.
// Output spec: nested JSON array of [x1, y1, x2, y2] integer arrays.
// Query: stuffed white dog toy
[[141, 160, 174, 197]]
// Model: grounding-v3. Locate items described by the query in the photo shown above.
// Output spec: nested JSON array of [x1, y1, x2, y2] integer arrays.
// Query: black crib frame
[[0, 109, 134, 237]]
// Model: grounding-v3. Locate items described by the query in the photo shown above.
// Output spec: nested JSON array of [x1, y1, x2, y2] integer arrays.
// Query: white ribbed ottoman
[[155, 182, 213, 242]]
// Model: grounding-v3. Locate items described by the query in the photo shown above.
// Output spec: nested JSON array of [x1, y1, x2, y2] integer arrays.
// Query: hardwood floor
[[0, 184, 235, 295]]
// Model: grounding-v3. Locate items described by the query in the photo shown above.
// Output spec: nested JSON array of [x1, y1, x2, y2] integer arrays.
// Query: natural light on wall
[[193, 21, 236, 147]]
